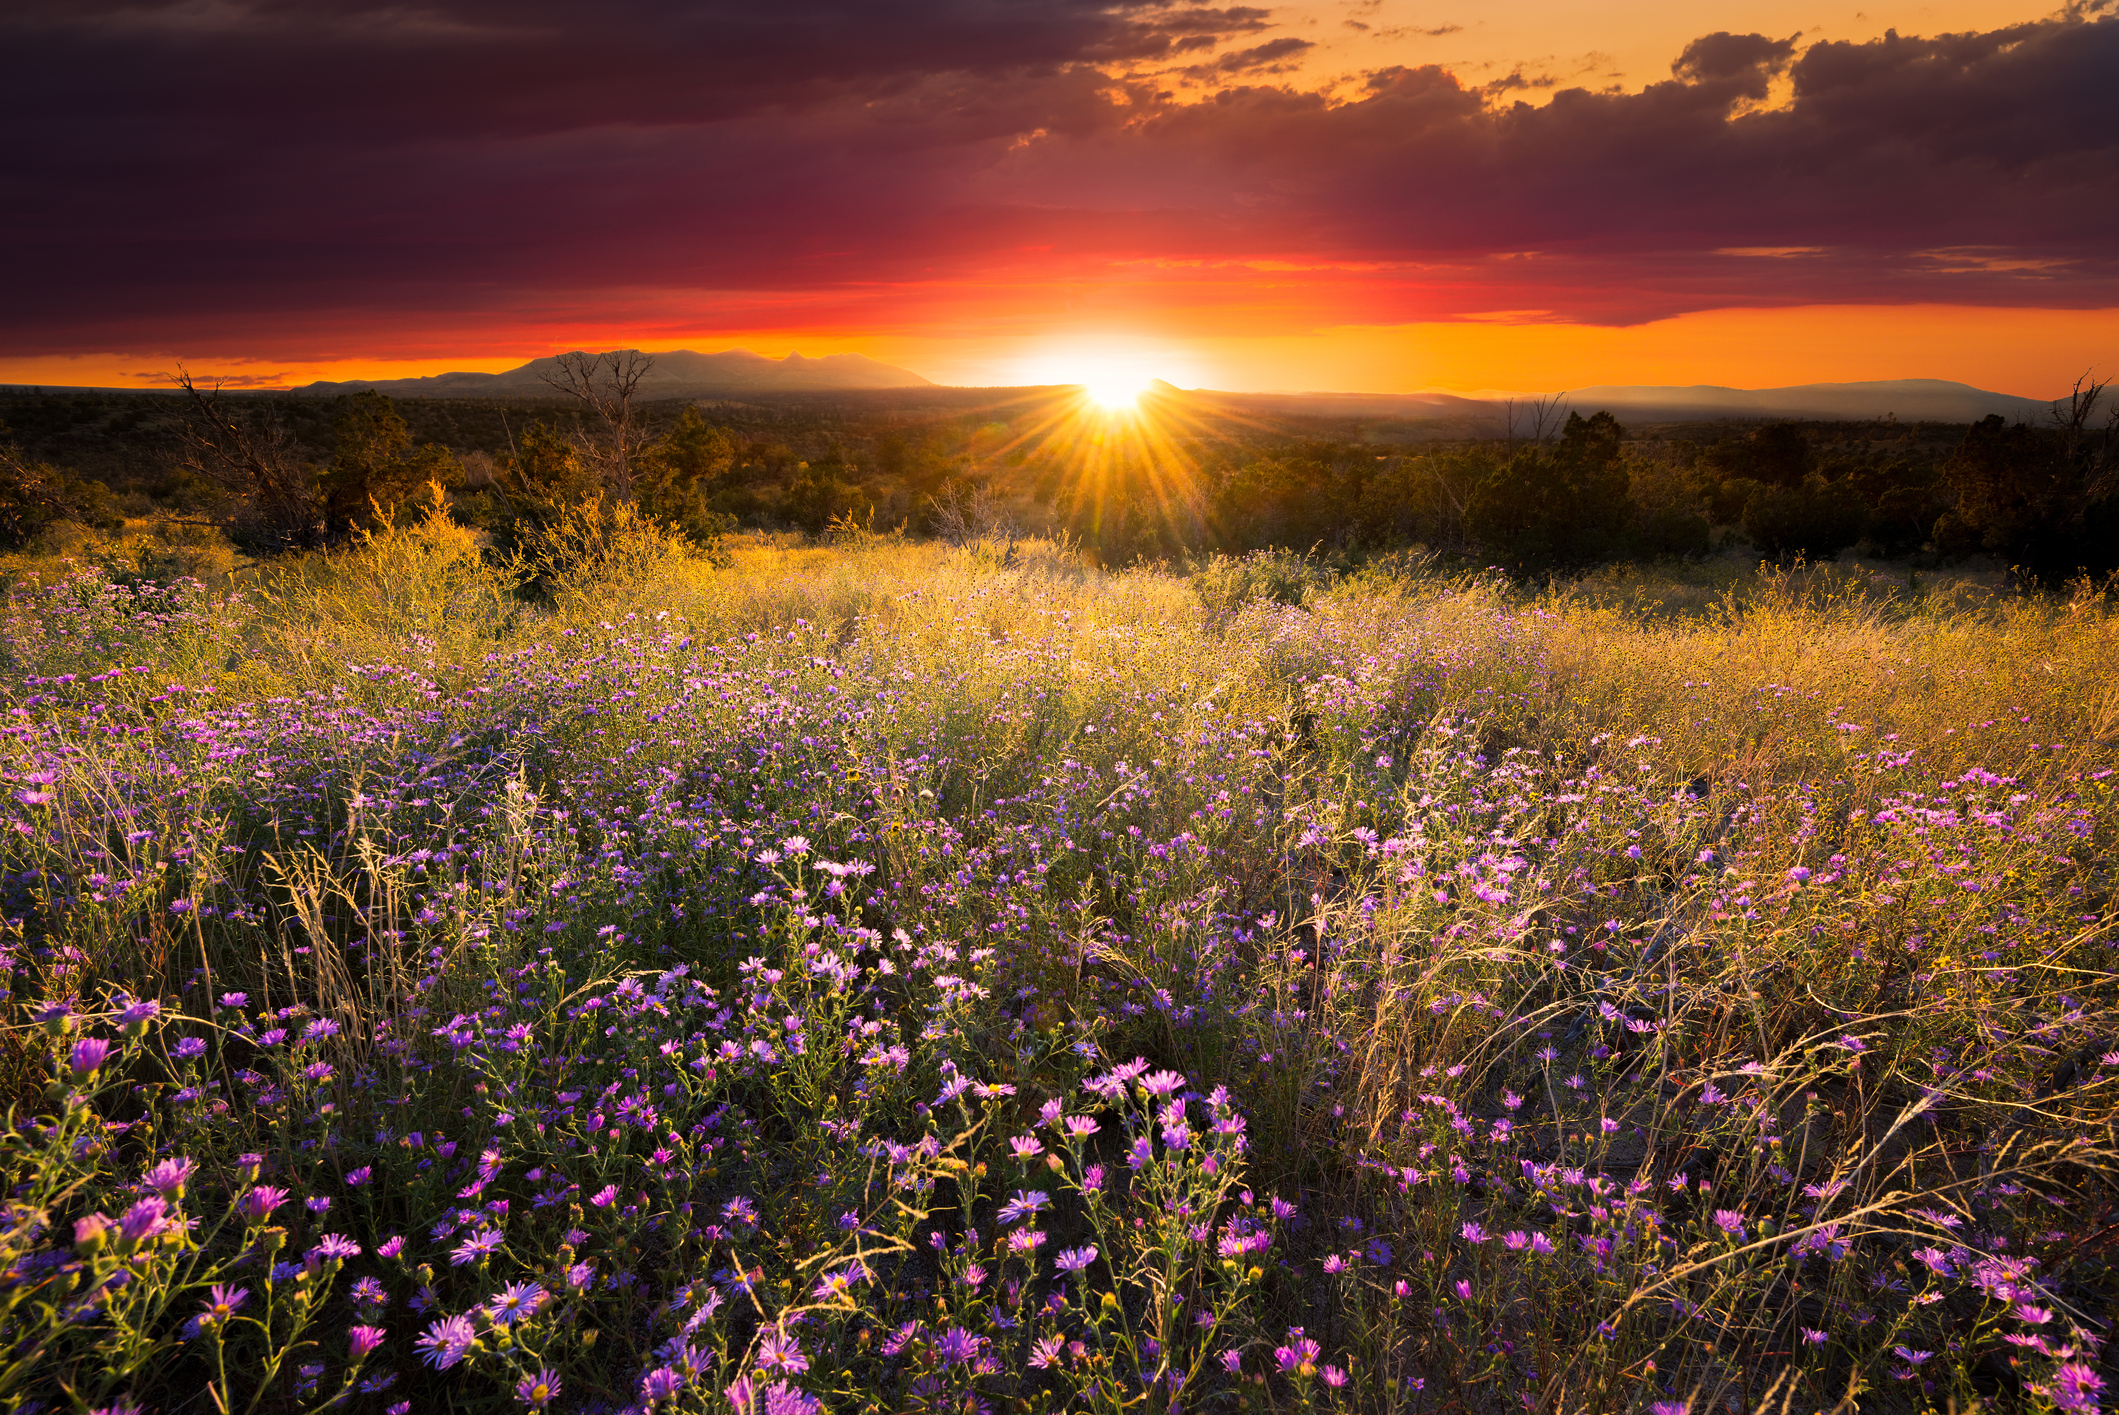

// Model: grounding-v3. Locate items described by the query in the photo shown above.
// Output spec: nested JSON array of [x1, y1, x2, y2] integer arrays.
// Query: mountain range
[[1189, 378, 2057, 427], [299, 348, 934, 398]]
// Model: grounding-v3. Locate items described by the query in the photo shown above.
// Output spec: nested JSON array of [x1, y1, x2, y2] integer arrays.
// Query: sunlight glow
[[1084, 374, 1150, 411]]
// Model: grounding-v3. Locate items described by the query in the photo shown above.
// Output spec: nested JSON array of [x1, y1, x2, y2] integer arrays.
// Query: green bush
[[1465, 410, 1634, 574]]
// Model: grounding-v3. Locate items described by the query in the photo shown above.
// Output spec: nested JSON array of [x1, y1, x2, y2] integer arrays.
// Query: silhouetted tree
[[1934, 380, 2119, 584], [1466, 411, 1634, 574], [165, 370, 326, 551], [539, 350, 656, 498], [0, 422, 123, 547]]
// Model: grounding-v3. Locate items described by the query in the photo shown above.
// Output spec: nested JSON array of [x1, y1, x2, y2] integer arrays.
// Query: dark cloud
[[1673, 31, 1799, 84], [1181, 36, 1315, 78], [0, 3, 2112, 355]]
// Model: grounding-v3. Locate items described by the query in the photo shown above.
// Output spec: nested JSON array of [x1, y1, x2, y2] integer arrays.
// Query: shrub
[[1466, 411, 1635, 574], [1739, 476, 1866, 561]]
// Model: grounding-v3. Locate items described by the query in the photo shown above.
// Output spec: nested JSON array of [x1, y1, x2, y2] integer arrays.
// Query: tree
[[0, 422, 123, 547], [1935, 383, 2119, 585], [633, 407, 735, 542], [1739, 478, 1865, 561], [1465, 410, 1634, 574], [165, 370, 326, 551], [539, 350, 656, 499], [322, 391, 461, 532]]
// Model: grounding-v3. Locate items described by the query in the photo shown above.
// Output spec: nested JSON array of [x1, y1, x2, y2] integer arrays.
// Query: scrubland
[[0, 516, 2113, 1415]]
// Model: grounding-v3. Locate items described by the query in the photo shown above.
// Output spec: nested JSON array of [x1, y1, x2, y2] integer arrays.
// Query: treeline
[[2, 370, 2114, 585], [1038, 395, 2116, 585]]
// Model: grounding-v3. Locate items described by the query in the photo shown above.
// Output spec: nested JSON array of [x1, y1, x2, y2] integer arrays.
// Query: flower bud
[[74, 1212, 112, 1256]]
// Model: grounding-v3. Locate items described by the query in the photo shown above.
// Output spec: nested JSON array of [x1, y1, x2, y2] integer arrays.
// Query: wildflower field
[[1, 518, 2114, 1415]]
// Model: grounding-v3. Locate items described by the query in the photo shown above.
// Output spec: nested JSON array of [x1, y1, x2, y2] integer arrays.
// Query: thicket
[[1, 372, 2113, 586]]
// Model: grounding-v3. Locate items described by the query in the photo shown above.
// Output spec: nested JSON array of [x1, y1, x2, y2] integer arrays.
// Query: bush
[[1465, 411, 1634, 574], [1188, 548, 1332, 614], [1739, 476, 1866, 561]]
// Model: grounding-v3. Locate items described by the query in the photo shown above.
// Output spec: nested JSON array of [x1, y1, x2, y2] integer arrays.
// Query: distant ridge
[[1181, 378, 2056, 426], [299, 348, 935, 398], [1551, 379, 2054, 424]]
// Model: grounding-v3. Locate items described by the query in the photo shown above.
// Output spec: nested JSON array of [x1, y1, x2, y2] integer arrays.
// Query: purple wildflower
[[68, 1037, 112, 1079], [237, 1186, 288, 1223], [517, 1369, 562, 1408], [414, 1314, 477, 1369]]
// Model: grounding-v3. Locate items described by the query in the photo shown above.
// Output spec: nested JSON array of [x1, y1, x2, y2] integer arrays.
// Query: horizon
[[0, 350, 2084, 405], [2, 2, 2112, 394]]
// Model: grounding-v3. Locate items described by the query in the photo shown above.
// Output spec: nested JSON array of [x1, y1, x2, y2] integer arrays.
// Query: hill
[[1184, 378, 2055, 428], [299, 347, 934, 398]]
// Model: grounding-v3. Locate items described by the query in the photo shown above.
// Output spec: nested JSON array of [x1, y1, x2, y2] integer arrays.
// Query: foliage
[[635, 408, 739, 549], [322, 393, 463, 535], [1935, 403, 2119, 587], [11, 384, 2119, 583], [0, 425, 124, 549], [1739, 476, 1868, 561], [1465, 412, 1635, 574]]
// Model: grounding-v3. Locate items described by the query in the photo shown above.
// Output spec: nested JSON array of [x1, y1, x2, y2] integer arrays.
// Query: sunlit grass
[[0, 528, 2110, 1413]]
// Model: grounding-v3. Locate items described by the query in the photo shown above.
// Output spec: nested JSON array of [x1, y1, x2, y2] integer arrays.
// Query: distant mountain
[[299, 348, 934, 398], [1549, 379, 2054, 424], [1176, 377, 2056, 427]]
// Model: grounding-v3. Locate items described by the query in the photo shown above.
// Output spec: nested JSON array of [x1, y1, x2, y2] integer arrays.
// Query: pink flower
[[237, 1185, 288, 1223]]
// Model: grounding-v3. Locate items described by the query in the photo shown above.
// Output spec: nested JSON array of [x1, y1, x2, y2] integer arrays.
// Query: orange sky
[[5, 305, 2108, 400], [2, 0, 2111, 397]]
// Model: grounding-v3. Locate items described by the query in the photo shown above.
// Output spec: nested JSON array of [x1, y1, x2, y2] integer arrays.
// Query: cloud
[[0, 3, 2112, 355], [1673, 30, 1797, 82], [1182, 36, 1315, 78]]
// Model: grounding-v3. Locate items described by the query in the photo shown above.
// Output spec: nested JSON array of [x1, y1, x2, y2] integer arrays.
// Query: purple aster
[[348, 1325, 386, 1359], [1054, 1246, 1098, 1274], [1275, 1334, 1320, 1373], [996, 1190, 1050, 1225], [237, 1186, 288, 1223], [753, 1329, 809, 1375], [308, 1234, 361, 1263], [117, 999, 161, 1031], [68, 1037, 112, 1079], [517, 1368, 561, 1408], [143, 1157, 196, 1198], [485, 1282, 544, 1324], [414, 1314, 477, 1369], [117, 1197, 169, 1245], [449, 1228, 503, 1266], [201, 1285, 248, 1324], [933, 1326, 983, 1366]]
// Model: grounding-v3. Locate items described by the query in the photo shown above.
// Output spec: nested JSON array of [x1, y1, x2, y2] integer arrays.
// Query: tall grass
[[0, 526, 2110, 1414]]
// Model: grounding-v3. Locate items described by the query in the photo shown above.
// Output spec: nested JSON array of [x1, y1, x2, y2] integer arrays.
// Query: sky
[[1, 0, 2113, 396]]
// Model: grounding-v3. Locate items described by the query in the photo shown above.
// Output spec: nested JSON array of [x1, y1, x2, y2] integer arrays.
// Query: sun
[[1083, 373, 1151, 411]]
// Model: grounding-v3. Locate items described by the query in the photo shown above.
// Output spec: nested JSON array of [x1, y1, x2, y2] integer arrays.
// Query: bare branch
[[162, 366, 325, 549], [539, 349, 657, 499]]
